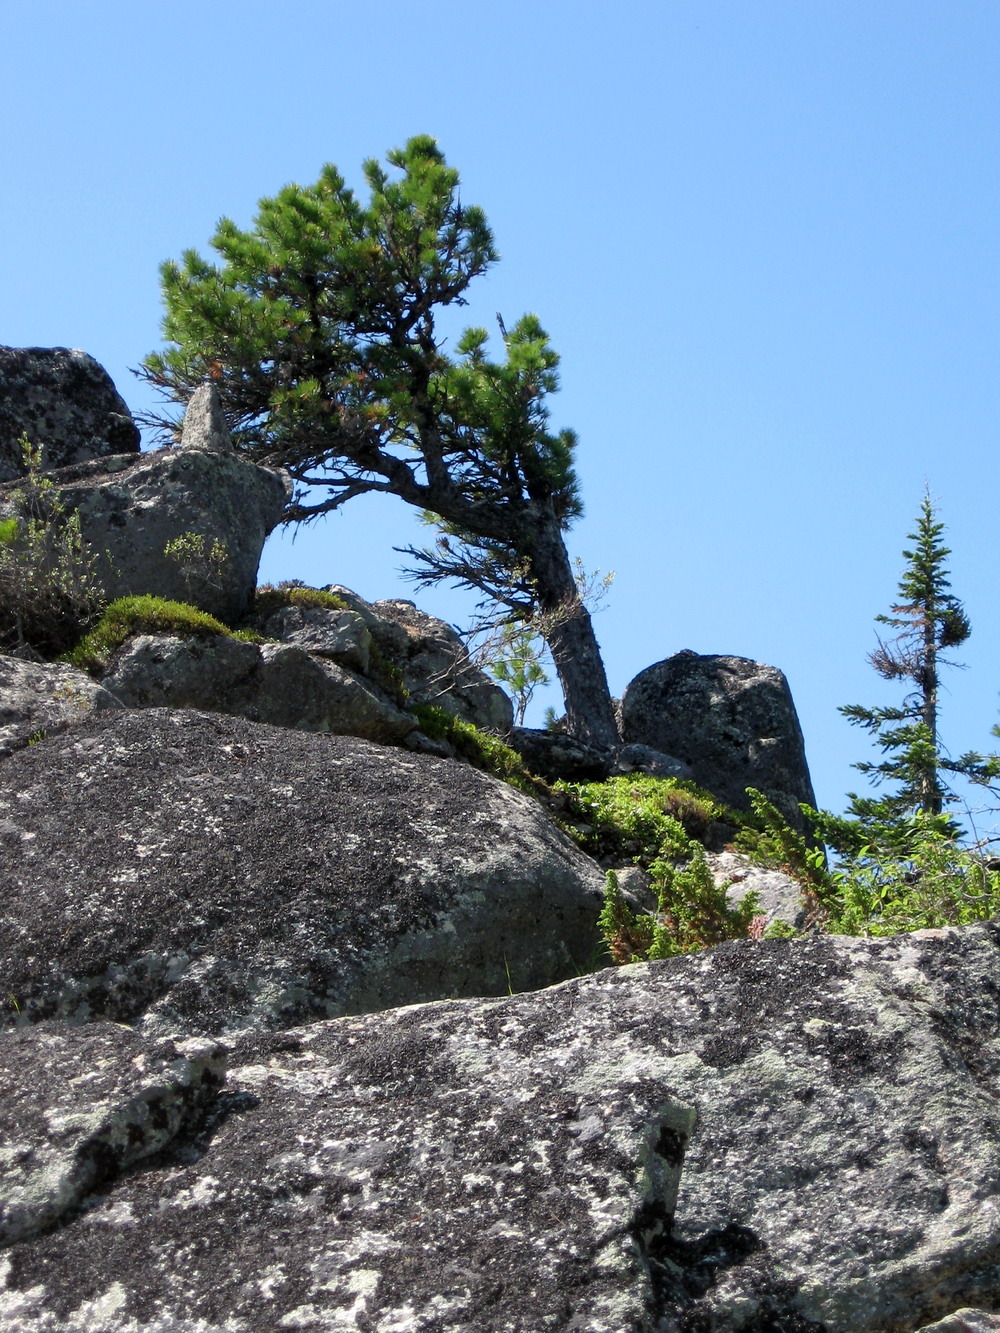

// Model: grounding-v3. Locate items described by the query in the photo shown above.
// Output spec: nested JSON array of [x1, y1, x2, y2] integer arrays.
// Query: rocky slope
[[4, 927, 1000, 1331], [3, 349, 999, 1331]]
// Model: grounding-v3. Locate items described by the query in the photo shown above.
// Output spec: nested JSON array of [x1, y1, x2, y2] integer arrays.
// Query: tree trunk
[[525, 511, 620, 750]]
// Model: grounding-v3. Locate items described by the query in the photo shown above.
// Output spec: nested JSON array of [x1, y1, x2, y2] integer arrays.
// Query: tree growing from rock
[[140, 136, 619, 747]]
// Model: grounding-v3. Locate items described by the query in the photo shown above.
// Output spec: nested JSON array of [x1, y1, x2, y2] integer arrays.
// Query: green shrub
[[599, 853, 760, 964], [556, 776, 759, 963], [737, 787, 1000, 936], [825, 818, 1000, 935], [0, 435, 106, 658], [163, 531, 230, 599], [64, 595, 261, 673], [557, 775, 721, 866], [736, 788, 836, 915]]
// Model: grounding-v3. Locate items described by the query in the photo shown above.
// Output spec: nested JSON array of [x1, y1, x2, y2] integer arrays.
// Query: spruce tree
[[140, 137, 619, 747], [813, 490, 971, 855]]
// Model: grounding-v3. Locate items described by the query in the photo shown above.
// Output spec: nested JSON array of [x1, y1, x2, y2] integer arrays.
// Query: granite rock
[[4, 926, 1000, 1330], [0, 347, 139, 482], [621, 651, 816, 829], [0, 708, 606, 1036]]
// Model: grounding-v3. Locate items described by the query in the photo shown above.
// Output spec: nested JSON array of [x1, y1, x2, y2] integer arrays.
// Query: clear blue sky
[[4, 1, 999, 831]]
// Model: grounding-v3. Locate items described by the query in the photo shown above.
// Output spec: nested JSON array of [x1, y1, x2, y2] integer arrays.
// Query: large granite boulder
[[0, 346, 139, 482], [0, 655, 122, 757], [621, 651, 816, 828], [3, 925, 1000, 1330], [99, 633, 416, 744], [0, 708, 606, 1035]]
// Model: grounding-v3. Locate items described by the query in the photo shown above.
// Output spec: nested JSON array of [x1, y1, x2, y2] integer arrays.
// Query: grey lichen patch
[[0, 1023, 225, 1246], [7, 928, 1000, 1329]]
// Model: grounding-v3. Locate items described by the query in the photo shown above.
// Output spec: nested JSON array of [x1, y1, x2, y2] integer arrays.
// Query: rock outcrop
[[367, 596, 514, 733], [99, 633, 416, 744], [621, 651, 816, 827], [0, 708, 606, 1036], [0, 383, 292, 627], [0, 346, 140, 482], [0, 655, 122, 757], [4, 925, 1000, 1331]]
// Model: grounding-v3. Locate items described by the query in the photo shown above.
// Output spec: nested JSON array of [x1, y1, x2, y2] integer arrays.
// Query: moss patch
[[63, 596, 262, 674], [247, 582, 349, 622], [556, 775, 722, 867]]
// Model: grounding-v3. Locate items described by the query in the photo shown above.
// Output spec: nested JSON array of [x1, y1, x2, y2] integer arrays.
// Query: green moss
[[63, 595, 262, 673], [409, 703, 548, 798], [249, 581, 349, 622]]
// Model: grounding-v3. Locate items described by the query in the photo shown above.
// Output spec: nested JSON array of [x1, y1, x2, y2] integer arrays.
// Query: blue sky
[[4, 1, 999, 830]]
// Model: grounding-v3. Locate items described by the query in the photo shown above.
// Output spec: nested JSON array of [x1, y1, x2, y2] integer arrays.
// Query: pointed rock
[[179, 382, 234, 454]]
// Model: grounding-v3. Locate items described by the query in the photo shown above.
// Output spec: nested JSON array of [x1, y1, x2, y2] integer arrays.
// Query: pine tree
[[139, 137, 619, 747], [813, 490, 971, 856]]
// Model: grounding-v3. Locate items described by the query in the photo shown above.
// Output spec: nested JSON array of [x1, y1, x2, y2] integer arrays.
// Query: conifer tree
[[139, 137, 619, 747], [812, 490, 971, 855]]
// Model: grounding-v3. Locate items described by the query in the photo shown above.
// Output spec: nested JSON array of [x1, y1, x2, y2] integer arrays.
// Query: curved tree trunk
[[525, 512, 620, 750]]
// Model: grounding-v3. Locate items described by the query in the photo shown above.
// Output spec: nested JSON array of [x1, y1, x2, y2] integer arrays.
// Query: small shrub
[[164, 531, 230, 599], [598, 853, 760, 964], [736, 787, 835, 922], [736, 788, 1000, 936], [64, 595, 259, 673], [825, 817, 1000, 936], [0, 435, 106, 658], [561, 776, 759, 963]]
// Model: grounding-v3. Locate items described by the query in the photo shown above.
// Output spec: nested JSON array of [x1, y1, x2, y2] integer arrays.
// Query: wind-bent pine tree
[[139, 136, 619, 747], [814, 490, 972, 855]]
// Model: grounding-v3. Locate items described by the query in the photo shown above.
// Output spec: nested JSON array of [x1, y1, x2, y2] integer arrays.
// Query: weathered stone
[[915, 1313, 1000, 1332], [178, 381, 234, 454], [0, 1023, 225, 1246], [6, 446, 294, 625], [373, 598, 515, 733], [610, 742, 695, 781], [508, 725, 613, 782], [5, 926, 1000, 1330], [99, 634, 414, 744], [262, 603, 371, 674], [708, 848, 810, 929], [0, 708, 606, 1036], [621, 651, 816, 829], [0, 346, 139, 482], [323, 584, 411, 655], [251, 643, 413, 742], [0, 655, 122, 757]]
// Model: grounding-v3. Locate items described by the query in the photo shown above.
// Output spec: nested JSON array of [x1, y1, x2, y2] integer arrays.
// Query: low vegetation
[[409, 703, 546, 797], [248, 581, 349, 621], [555, 776, 762, 961], [64, 595, 262, 673], [0, 435, 106, 658]]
